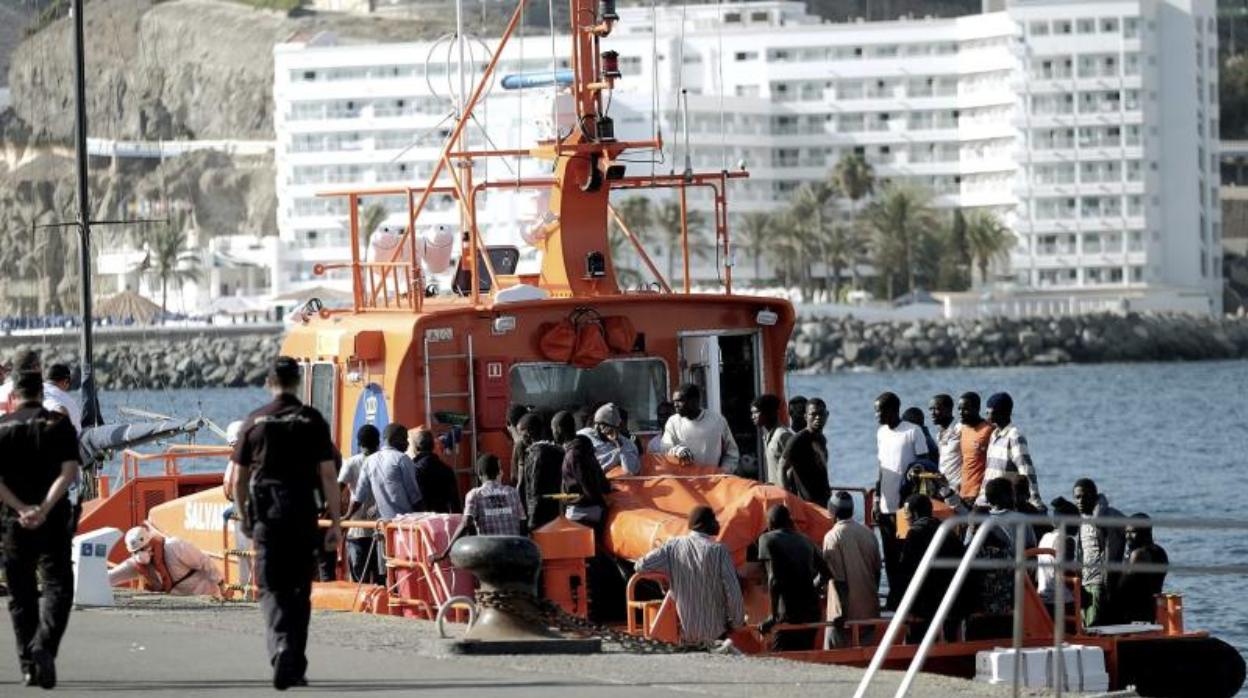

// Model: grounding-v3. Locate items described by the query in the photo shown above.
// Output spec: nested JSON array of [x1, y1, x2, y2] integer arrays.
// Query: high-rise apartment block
[[274, 0, 1221, 313]]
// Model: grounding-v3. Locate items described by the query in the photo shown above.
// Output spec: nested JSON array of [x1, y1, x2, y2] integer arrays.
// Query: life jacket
[[133, 534, 190, 593]]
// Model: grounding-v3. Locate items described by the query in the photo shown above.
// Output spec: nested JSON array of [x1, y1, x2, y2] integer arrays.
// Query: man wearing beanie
[[577, 402, 641, 475], [982, 392, 1044, 510]]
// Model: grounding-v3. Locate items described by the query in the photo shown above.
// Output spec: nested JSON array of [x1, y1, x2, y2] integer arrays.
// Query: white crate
[[975, 645, 1109, 693]]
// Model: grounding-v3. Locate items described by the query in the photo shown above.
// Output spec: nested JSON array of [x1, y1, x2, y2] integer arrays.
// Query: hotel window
[[1101, 17, 1119, 33], [1124, 18, 1140, 38], [1056, 20, 1073, 34], [1030, 21, 1049, 36], [1077, 18, 1096, 34]]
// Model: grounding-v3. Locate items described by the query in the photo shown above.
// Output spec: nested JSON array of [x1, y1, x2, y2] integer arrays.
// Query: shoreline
[[4, 313, 1247, 390]]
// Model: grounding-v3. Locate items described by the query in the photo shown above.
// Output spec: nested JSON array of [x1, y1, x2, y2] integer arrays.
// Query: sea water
[[101, 359, 1248, 669]]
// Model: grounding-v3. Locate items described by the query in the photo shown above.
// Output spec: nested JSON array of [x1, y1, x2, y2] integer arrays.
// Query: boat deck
[[1, 592, 1051, 697]]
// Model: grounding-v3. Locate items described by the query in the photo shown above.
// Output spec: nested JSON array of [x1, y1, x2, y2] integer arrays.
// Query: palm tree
[[833, 154, 874, 208], [737, 212, 774, 284], [360, 203, 389, 236], [608, 197, 655, 285], [787, 182, 837, 301], [863, 183, 939, 299], [654, 200, 707, 285], [137, 218, 201, 320], [817, 221, 869, 302], [963, 209, 1016, 287], [832, 153, 875, 291], [612, 196, 655, 244]]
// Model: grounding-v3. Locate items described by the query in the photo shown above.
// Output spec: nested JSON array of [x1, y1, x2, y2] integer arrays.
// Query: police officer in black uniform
[[0, 369, 81, 689], [231, 357, 341, 690]]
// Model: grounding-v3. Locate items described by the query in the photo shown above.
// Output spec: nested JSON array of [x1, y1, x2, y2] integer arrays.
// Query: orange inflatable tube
[[604, 456, 833, 566]]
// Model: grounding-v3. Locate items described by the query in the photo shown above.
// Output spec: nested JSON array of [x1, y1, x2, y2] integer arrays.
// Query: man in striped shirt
[[982, 393, 1044, 510], [635, 505, 745, 647]]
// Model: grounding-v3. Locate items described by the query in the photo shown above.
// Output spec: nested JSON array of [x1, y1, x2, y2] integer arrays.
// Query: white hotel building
[[273, 0, 1222, 314]]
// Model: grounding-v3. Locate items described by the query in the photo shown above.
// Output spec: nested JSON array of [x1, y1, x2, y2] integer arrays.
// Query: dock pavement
[[0, 592, 1049, 696]]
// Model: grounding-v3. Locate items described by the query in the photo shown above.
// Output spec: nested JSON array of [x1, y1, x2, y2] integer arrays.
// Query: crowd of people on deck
[[0, 347, 1176, 667]]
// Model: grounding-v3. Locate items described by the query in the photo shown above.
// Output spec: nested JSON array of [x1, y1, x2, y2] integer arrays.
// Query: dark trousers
[[3, 513, 73, 672], [770, 628, 819, 652], [254, 519, 317, 680], [877, 513, 903, 609], [346, 537, 381, 584], [316, 528, 338, 582]]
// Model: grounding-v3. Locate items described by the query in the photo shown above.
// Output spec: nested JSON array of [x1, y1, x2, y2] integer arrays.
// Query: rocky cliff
[[7, 0, 483, 142]]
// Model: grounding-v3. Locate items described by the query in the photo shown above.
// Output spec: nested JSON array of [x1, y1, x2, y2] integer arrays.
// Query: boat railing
[[104, 445, 231, 496], [853, 513, 1248, 698]]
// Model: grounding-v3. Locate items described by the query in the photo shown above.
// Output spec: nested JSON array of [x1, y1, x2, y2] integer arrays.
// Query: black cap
[[269, 356, 301, 384], [47, 363, 71, 383]]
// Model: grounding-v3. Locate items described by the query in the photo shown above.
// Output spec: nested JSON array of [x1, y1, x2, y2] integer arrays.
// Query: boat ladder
[[422, 332, 478, 474]]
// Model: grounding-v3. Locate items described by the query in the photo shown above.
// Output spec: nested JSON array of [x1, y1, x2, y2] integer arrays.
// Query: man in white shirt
[[873, 391, 929, 608], [659, 383, 740, 472], [42, 364, 82, 433], [927, 394, 960, 491]]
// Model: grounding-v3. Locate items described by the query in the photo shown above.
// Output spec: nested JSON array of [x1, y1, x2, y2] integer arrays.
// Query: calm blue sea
[[100, 360, 1248, 669]]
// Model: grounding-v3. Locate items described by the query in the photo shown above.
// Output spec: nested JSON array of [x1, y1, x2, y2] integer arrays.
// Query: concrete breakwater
[[6, 313, 1248, 390], [790, 312, 1248, 372]]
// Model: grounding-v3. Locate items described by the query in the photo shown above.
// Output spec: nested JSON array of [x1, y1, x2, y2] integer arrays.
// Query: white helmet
[[124, 526, 153, 553], [226, 420, 245, 447]]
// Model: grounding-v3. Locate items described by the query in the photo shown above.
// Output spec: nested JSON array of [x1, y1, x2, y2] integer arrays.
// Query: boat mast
[[71, 0, 102, 427]]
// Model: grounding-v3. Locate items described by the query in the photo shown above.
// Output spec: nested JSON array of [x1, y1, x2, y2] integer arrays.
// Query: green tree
[[817, 220, 869, 302], [863, 183, 940, 299], [832, 152, 875, 213], [137, 217, 202, 320], [654, 200, 707, 286], [737, 211, 774, 284], [787, 182, 838, 301], [360, 203, 389, 237], [1221, 54, 1248, 139], [831, 153, 875, 292], [963, 208, 1016, 287], [608, 196, 656, 287]]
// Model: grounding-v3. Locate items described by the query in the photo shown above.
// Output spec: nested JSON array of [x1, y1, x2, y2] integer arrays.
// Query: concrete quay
[[0, 593, 1046, 697]]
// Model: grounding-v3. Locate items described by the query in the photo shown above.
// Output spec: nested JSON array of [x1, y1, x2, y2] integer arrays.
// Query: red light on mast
[[602, 51, 622, 79]]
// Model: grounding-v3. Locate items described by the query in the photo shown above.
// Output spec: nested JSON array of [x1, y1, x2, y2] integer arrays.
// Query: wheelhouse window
[[310, 363, 336, 422], [509, 359, 669, 433]]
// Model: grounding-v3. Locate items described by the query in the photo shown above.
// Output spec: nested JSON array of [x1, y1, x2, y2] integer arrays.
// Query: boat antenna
[[681, 89, 692, 180], [71, 0, 102, 428], [650, 0, 660, 179]]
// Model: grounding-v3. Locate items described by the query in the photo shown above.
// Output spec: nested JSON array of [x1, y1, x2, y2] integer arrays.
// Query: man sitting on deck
[[634, 505, 745, 649], [657, 384, 740, 472], [110, 525, 225, 598], [577, 403, 640, 475]]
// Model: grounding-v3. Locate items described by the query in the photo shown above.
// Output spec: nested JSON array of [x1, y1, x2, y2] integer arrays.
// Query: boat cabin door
[[677, 332, 762, 478]]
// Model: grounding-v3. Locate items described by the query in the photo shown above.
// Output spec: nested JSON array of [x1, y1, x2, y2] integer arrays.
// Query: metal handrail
[[854, 513, 1248, 698]]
